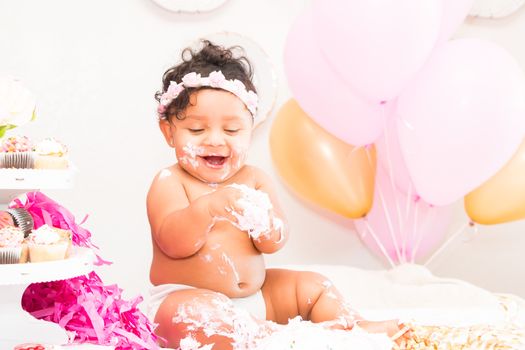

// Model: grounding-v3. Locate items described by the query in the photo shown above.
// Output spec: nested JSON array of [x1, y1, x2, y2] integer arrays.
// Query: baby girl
[[147, 40, 408, 349]]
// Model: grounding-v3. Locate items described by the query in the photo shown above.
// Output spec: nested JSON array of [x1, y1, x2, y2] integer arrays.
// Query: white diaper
[[147, 284, 267, 321]]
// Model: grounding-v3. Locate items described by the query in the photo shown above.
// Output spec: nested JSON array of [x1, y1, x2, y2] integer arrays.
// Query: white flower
[[245, 90, 258, 113], [182, 72, 202, 87], [167, 81, 184, 98], [231, 79, 246, 95], [208, 71, 226, 87], [0, 76, 36, 128]]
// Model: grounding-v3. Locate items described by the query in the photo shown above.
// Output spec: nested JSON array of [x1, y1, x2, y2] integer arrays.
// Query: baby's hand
[[205, 186, 244, 224]]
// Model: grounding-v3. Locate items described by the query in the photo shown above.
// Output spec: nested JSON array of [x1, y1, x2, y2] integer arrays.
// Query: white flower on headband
[[162, 82, 184, 104], [157, 70, 258, 119], [208, 71, 226, 87], [181, 72, 201, 87], [245, 90, 258, 113]]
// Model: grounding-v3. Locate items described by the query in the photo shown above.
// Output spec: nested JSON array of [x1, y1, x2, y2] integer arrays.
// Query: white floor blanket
[[180, 264, 525, 349], [278, 263, 515, 327]]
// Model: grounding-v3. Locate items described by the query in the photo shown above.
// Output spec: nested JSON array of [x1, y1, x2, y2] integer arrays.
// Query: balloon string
[[376, 180, 403, 263], [405, 182, 413, 221], [424, 221, 469, 267], [382, 109, 405, 258], [365, 147, 403, 263], [408, 199, 419, 263], [402, 182, 414, 259], [411, 201, 431, 263], [362, 219, 396, 269]]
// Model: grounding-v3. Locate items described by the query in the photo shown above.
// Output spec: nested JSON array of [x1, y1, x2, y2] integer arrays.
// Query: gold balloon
[[465, 139, 525, 225], [269, 99, 376, 218]]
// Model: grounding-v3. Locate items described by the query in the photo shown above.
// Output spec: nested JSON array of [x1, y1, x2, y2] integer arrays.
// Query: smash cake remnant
[[173, 306, 394, 350], [179, 335, 213, 350], [228, 183, 273, 239], [258, 317, 393, 350], [173, 295, 272, 350]]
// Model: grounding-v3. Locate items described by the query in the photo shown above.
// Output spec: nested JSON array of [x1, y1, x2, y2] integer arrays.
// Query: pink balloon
[[311, 0, 442, 102], [397, 39, 525, 206], [437, 0, 475, 44], [284, 8, 385, 146], [375, 110, 415, 196], [354, 169, 452, 264]]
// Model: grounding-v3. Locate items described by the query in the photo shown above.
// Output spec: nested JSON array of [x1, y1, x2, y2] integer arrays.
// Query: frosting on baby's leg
[[172, 292, 275, 349]]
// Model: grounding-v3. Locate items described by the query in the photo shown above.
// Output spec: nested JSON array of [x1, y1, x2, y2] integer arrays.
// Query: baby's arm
[[147, 168, 213, 258], [251, 167, 289, 254]]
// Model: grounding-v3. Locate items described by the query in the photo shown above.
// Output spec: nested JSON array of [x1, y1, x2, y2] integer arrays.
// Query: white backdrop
[[1, 0, 524, 307]]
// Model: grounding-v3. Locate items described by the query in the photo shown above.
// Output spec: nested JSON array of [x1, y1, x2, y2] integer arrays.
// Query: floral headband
[[157, 70, 259, 121]]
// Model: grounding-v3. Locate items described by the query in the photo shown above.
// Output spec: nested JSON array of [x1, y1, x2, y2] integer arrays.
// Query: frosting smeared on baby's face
[[171, 89, 253, 183], [179, 142, 203, 169]]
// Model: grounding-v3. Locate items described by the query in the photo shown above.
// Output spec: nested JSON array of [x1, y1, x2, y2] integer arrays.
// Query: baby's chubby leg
[[261, 268, 359, 327], [154, 288, 271, 349], [262, 269, 408, 340]]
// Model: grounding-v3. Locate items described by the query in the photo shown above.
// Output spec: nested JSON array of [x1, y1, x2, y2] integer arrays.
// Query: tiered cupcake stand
[[0, 168, 92, 349]]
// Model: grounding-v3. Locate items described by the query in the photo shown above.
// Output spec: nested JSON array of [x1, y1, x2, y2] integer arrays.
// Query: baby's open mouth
[[202, 155, 227, 167]]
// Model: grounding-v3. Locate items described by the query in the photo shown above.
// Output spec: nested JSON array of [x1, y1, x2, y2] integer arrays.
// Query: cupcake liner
[[34, 154, 68, 169], [28, 241, 69, 262], [6, 208, 34, 237], [0, 246, 22, 264], [0, 151, 35, 168]]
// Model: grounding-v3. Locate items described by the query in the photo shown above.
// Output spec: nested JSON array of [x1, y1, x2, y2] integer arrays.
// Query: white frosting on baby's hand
[[228, 183, 273, 240]]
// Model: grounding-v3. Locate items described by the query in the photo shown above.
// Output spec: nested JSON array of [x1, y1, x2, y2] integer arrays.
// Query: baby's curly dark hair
[[155, 40, 256, 121]]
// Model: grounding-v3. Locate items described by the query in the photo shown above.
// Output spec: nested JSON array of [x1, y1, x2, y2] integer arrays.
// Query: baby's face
[[169, 89, 253, 183]]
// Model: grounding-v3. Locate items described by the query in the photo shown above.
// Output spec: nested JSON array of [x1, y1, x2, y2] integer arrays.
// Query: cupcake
[[5, 207, 34, 237], [0, 135, 35, 168], [0, 225, 28, 264], [27, 224, 71, 262], [34, 137, 68, 169]]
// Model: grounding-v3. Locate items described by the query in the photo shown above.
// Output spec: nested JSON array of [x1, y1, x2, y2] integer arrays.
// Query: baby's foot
[[356, 320, 412, 345]]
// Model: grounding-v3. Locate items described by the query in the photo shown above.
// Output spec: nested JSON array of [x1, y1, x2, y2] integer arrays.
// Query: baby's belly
[[150, 224, 266, 298]]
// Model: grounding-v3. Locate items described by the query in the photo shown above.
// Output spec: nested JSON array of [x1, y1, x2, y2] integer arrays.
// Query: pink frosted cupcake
[[27, 224, 71, 262], [0, 135, 35, 168], [0, 225, 28, 264], [34, 137, 68, 169]]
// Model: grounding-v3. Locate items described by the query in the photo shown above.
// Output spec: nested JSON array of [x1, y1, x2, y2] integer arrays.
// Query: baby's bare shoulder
[[150, 166, 176, 185], [229, 165, 270, 187], [147, 165, 190, 215], [148, 166, 185, 200], [238, 164, 267, 178], [243, 165, 274, 187]]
